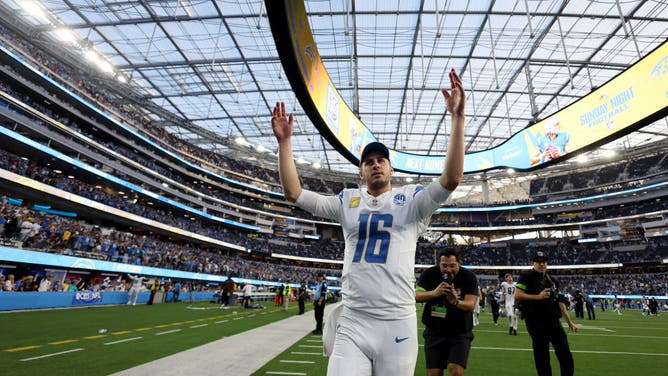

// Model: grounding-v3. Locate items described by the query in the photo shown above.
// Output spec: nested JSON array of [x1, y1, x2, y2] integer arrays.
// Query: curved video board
[[266, 0, 668, 175]]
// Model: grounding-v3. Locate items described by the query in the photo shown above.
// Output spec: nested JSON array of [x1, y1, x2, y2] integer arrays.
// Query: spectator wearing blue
[[312, 273, 327, 335], [172, 281, 182, 303]]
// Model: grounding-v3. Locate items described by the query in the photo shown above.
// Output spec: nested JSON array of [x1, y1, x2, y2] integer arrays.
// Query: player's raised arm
[[439, 68, 465, 191], [271, 101, 302, 203]]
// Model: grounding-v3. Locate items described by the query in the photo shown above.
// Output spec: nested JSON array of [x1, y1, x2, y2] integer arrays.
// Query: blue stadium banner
[[72, 291, 103, 305]]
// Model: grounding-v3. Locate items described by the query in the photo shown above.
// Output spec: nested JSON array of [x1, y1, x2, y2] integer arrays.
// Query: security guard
[[515, 250, 577, 376]]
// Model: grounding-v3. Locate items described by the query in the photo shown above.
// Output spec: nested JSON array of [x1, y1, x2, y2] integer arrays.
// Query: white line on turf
[[305, 339, 321, 343], [290, 351, 321, 355], [190, 324, 208, 329], [156, 329, 182, 336], [472, 346, 668, 356], [215, 320, 229, 324], [280, 360, 316, 364], [20, 348, 84, 362], [104, 337, 142, 345], [265, 372, 307, 375], [298, 345, 322, 348], [233, 317, 244, 320]]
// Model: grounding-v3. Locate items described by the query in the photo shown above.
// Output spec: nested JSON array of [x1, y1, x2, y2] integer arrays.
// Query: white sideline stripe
[[305, 339, 321, 343], [290, 351, 320, 355], [190, 324, 208, 329], [472, 346, 668, 356], [280, 360, 315, 364], [215, 320, 229, 324], [298, 345, 322, 348], [156, 329, 182, 336], [20, 348, 84, 361], [104, 337, 142, 345], [266, 372, 307, 375]]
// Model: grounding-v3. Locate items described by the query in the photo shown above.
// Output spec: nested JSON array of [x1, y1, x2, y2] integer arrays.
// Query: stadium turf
[[1, 302, 667, 375], [252, 305, 668, 375]]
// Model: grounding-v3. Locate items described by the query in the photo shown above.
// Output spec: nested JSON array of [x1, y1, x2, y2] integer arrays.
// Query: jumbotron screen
[[267, 0, 668, 174]]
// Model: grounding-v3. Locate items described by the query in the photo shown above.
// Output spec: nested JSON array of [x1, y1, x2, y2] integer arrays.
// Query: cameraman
[[516, 251, 577, 376], [416, 248, 479, 376]]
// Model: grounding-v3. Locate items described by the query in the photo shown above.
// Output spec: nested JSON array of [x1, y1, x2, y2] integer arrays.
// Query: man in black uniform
[[297, 280, 307, 315], [416, 248, 479, 376], [516, 250, 578, 376], [486, 284, 500, 325]]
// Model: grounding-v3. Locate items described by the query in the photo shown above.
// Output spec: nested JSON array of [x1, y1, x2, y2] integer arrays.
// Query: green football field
[[1, 302, 667, 375]]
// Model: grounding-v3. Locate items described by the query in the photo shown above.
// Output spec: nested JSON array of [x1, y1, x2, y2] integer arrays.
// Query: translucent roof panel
[[1, 0, 665, 176]]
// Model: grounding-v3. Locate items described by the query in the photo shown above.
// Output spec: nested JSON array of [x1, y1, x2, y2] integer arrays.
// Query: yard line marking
[[233, 317, 244, 320], [190, 324, 208, 329], [266, 372, 307, 375], [133, 327, 152, 332], [574, 333, 668, 340], [4, 345, 41, 353], [20, 348, 84, 361], [215, 320, 229, 324], [291, 351, 321, 355], [104, 337, 142, 345], [156, 329, 182, 336], [575, 325, 614, 332], [280, 360, 315, 364], [155, 324, 170, 328], [305, 340, 321, 343], [83, 335, 106, 339], [472, 346, 668, 356], [298, 345, 322, 348], [571, 349, 668, 357], [110, 330, 132, 335], [48, 339, 78, 345]]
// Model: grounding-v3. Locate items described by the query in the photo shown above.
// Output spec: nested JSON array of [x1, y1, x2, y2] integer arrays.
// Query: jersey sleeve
[[410, 180, 452, 222], [295, 189, 342, 221]]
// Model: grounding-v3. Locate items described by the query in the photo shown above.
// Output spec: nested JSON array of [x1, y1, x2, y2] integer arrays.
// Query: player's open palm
[[272, 101, 294, 142], [441, 68, 465, 117]]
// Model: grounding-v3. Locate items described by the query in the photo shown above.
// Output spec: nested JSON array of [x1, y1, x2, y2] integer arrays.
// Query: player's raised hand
[[441, 68, 465, 117], [271, 101, 294, 142]]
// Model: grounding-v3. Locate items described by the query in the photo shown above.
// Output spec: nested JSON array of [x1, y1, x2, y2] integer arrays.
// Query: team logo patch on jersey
[[349, 197, 360, 208], [393, 193, 406, 206]]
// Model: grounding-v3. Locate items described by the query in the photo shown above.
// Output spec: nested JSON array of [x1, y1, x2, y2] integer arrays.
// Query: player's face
[[505, 275, 513, 283], [359, 152, 393, 191], [439, 255, 460, 276]]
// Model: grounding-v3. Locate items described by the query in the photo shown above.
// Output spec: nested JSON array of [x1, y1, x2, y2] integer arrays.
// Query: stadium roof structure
[[0, 0, 667, 201]]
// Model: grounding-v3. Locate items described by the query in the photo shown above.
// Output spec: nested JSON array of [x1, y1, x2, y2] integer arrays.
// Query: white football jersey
[[501, 281, 516, 307], [297, 180, 451, 319]]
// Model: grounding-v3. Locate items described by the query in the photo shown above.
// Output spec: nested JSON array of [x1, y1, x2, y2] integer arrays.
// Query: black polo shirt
[[516, 268, 564, 323], [417, 265, 478, 335]]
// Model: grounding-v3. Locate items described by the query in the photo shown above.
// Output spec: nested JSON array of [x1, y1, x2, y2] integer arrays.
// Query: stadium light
[[52, 28, 77, 44], [235, 137, 250, 146], [255, 144, 268, 153], [18, 0, 50, 24], [602, 149, 616, 158], [575, 154, 588, 164]]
